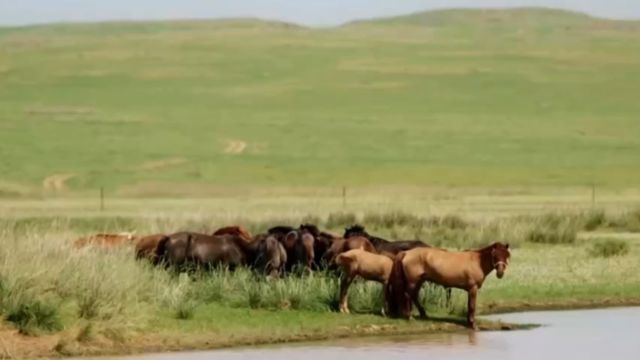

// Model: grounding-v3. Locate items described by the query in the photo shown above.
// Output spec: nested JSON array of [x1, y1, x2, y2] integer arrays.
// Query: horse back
[[410, 248, 479, 289]]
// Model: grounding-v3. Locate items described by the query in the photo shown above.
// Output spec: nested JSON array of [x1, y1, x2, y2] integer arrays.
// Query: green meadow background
[[0, 8, 639, 200]]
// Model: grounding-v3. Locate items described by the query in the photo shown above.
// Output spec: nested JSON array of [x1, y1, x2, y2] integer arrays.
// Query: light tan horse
[[335, 249, 393, 314], [388, 242, 510, 329], [323, 236, 376, 266], [74, 232, 138, 249]]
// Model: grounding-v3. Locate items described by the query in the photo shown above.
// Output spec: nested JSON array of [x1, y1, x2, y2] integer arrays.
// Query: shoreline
[[3, 299, 639, 359]]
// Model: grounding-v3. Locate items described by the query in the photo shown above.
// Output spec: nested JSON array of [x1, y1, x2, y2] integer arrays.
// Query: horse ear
[[506, 243, 510, 249]]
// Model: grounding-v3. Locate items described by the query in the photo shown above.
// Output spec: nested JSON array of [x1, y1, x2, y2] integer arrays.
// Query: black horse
[[343, 224, 429, 255]]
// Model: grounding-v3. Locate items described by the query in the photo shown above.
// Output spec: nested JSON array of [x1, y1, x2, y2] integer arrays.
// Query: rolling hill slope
[[1, 8, 639, 197]]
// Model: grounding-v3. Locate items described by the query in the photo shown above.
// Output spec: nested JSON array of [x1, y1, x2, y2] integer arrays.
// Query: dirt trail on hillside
[[42, 173, 75, 191], [224, 140, 247, 154], [137, 157, 188, 171]]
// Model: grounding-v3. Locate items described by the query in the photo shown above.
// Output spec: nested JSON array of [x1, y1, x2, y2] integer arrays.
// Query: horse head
[[344, 224, 367, 238], [491, 243, 510, 279]]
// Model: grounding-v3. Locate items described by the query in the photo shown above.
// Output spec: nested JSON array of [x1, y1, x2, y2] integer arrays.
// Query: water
[[88, 307, 640, 360]]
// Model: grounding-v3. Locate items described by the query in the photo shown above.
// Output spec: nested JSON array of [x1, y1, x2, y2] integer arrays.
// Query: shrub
[[582, 209, 607, 231], [5, 299, 63, 335], [588, 239, 630, 258], [611, 209, 640, 232], [525, 213, 578, 244]]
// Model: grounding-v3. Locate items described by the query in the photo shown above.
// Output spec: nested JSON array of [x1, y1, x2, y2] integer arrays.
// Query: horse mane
[[475, 242, 508, 254], [344, 224, 369, 237], [299, 223, 320, 237], [268, 225, 296, 235], [212, 226, 252, 241]]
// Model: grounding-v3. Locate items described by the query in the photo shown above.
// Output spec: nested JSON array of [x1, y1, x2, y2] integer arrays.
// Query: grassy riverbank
[[0, 208, 639, 358]]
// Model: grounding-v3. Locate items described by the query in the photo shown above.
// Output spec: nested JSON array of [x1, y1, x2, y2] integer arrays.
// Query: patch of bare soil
[[42, 173, 75, 192], [224, 140, 247, 154], [136, 158, 188, 171], [25, 106, 95, 116]]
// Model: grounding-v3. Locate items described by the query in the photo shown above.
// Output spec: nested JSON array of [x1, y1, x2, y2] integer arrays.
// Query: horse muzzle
[[494, 261, 507, 279]]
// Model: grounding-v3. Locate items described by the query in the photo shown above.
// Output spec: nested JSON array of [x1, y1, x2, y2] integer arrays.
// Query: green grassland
[[1, 210, 640, 358], [1, 8, 640, 198], [2, 8, 640, 358]]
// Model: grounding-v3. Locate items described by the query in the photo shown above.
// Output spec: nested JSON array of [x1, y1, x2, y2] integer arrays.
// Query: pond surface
[[89, 307, 640, 360]]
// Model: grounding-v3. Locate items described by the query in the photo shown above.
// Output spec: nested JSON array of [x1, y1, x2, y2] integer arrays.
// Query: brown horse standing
[[388, 242, 510, 329], [212, 225, 253, 243], [135, 234, 167, 261], [335, 249, 393, 314]]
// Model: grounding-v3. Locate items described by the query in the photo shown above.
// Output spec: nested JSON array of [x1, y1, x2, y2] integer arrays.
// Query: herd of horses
[[74, 224, 511, 329]]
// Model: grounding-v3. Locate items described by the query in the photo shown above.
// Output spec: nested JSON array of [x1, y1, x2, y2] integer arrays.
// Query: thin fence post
[[342, 186, 347, 209], [100, 187, 105, 212]]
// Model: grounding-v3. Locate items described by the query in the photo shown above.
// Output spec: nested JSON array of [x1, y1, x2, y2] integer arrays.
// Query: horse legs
[[409, 282, 427, 319], [467, 286, 478, 330], [339, 273, 355, 314]]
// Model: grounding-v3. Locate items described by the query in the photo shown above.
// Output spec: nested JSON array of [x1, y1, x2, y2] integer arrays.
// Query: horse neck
[[232, 236, 257, 254], [373, 236, 390, 245], [477, 247, 495, 278]]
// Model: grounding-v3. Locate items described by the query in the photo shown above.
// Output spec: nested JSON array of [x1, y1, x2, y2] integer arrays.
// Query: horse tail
[[154, 235, 171, 266], [387, 251, 410, 319]]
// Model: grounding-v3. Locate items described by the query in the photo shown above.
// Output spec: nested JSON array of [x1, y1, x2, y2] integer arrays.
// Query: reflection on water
[[85, 307, 640, 360]]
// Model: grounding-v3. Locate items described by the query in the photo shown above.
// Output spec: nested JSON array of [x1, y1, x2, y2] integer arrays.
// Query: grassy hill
[[1, 8, 640, 197]]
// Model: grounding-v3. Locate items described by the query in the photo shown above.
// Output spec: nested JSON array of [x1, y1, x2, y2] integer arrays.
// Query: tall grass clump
[[0, 224, 176, 333], [581, 209, 608, 231], [362, 211, 423, 230], [608, 208, 640, 232], [588, 239, 630, 258], [525, 213, 578, 244], [5, 299, 63, 335]]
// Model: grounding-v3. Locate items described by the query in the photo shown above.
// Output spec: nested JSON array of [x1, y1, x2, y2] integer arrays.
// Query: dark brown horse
[[344, 225, 429, 256], [267, 225, 315, 272], [155, 232, 247, 270], [387, 242, 511, 329], [251, 234, 288, 277], [314, 231, 339, 269]]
